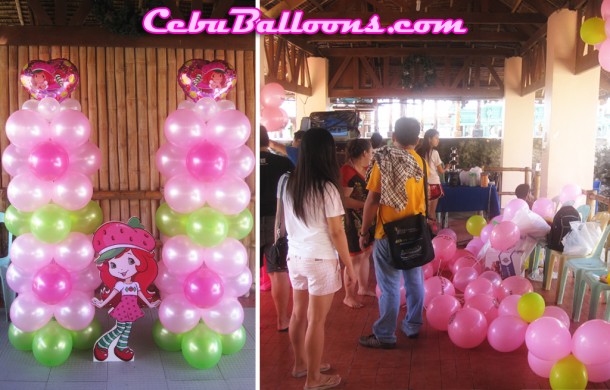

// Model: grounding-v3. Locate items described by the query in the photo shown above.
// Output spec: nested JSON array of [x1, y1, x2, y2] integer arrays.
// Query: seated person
[[269, 130, 305, 166], [515, 183, 535, 208]]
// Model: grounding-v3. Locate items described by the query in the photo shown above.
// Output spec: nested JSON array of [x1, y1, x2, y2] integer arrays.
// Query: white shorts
[[287, 255, 342, 296]]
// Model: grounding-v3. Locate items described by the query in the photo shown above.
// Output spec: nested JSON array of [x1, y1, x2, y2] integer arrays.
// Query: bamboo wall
[[0, 45, 256, 272]]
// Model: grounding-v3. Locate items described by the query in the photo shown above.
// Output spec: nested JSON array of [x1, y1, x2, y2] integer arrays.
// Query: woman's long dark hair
[[286, 128, 341, 225], [416, 129, 439, 161]]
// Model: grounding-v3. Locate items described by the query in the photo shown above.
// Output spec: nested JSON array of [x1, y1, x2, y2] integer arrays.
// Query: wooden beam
[[265, 75, 312, 95], [328, 87, 504, 99], [329, 56, 353, 89], [211, 0, 235, 19], [305, 11, 546, 24], [319, 47, 516, 57], [520, 25, 547, 54], [26, 0, 53, 25], [524, 0, 556, 17], [263, 0, 308, 19], [308, 31, 529, 43], [308, 0, 325, 11], [54, 0, 67, 25], [68, 0, 92, 26], [512, 0, 525, 13], [359, 57, 382, 88], [0, 26, 255, 50], [576, 50, 600, 74]]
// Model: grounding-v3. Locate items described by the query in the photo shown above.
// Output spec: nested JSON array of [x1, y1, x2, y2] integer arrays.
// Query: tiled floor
[[0, 296, 255, 390], [260, 215, 610, 390]]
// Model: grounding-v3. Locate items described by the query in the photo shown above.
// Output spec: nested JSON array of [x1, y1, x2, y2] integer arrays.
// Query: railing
[[484, 167, 541, 199]]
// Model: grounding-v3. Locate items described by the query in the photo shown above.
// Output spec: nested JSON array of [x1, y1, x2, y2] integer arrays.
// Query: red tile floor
[[260, 217, 610, 390]]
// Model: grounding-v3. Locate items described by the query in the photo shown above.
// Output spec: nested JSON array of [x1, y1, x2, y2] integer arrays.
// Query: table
[[436, 184, 501, 226]]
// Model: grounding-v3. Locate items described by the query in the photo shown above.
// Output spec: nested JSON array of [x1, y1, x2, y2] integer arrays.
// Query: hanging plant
[[401, 55, 437, 90], [91, 0, 164, 36]]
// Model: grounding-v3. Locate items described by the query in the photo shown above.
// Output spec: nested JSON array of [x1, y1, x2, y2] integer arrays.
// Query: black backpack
[[547, 206, 581, 252]]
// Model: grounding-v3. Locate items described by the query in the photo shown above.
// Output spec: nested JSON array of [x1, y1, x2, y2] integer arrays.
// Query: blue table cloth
[[436, 184, 501, 219]]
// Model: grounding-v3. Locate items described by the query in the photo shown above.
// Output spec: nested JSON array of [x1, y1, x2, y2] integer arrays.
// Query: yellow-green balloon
[[227, 209, 253, 240], [152, 319, 184, 352], [518, 292, 546, 323], [186, 207, 228, 247], [181, 323, 222, 369], [5, 205, 32, 236], [32, 321, 73, 367], [69, 318, 102, 350], [8, 323, 36, 351], [550, 355, 588, 390], [220, 326, 247, 355], [31, 204, 72, 243], [70, 201, 103, 234], [580, 17, 606, 45], [466, 215, 487, 236], [156, 203, 187, 237]]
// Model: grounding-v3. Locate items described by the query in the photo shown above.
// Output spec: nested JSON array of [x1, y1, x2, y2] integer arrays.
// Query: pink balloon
[[10, 293, 53, 332], [261, 82, 286, 108], [602, 0, 610, 19], [527, 352, 555, 378], [498, 294, 521, 317], [542, 306, 570, 329], [186, 141, 227, 181], [464, 294, 499, 324], [599, 39, 610, 72], [487, 315, 528, 352], [164, 109, 206, 149], [491, 215, 503, 224], [205, 109, 251, 150], [437, 228, 457, 242], [525, 317, 571, 361], [586, 359, 610, 383], [193, 97, 219, 122], [452, 255, 477, 274], [5, 109, 50, 149], [201, 297, 244, 334], [260, 107, 288, 132], [155, 261, 186, 295], [465, 237, 484, 256], [452, 267, 479, 292], [50, 110, 91, 150], [32, 262, 72, 305], [422, 263, 434, 279], [559, 183, 582, 204], [28, 141, 69, 181], [423, 276, 455, 308], [54, 290, 95, 331], [490, 221, 520, 251], [184, 268, 224, 308], [426, 294, 461, 331], [37, 97, 61, 121], [7, 172, 53, 212], [532, 198, 555, 220], [221, 267, 253, 298], [217, 99, 236, 111], [54, 232, 94, 272], [71, 262, 101, 292], [432, 235, 456, 261], [206, 174, 251, 215], [162, 235, 206, 276], [464, 278, 495, 301], [2, 144, 29, 177], [164, 174, 207, 214], [503, 198, 529, 221], [226, 145, 255, 179], [478, 270, 503, 288], [10, 234, 54, 272], [572, 319, 610, 365], [158, 294, 201, 334], [204, 238, 248, 278], [70, 142, 102, 176], [156, 142, 188, 178], [447, 307, 488, 349], [501, 276, 533, 296], [60, 98, 81, 112], [178, 100, 195, 110], [52, 171, 93, 210], [479, 224, 493, 243], [6, 264, 33, 294], [22, 99, 39, 111]]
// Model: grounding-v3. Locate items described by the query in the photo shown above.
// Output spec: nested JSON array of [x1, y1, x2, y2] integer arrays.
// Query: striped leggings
[[97, 321, 133, 350]]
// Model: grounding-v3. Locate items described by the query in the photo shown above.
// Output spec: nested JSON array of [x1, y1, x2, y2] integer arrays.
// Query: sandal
[[304, 374, 341, 390], [292, 363, 331, 378]]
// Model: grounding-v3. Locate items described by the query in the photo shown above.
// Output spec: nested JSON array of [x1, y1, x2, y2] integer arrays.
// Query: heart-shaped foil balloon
[[178, 59, 237, 102], [20, 59, 79, 102]]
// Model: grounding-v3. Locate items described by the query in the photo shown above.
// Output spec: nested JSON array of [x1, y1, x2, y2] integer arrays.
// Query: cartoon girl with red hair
[[91, 217, 160, 362]]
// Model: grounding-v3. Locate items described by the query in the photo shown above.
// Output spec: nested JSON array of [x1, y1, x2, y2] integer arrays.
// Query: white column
[[296, 57, 329, 128]]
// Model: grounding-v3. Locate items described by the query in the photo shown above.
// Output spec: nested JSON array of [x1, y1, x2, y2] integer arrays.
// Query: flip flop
[[278, 327, 289, 333], [291, 363, 331, 378], [303, 374, 341, 390]]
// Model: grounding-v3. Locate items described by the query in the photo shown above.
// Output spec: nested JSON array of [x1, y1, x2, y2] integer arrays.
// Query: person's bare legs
[[269, 272, 291, 330], [343, 256, 363, 308], [356, 249, 375, 297], [429, 198, 439, 220], [290, 289, 309, 376]]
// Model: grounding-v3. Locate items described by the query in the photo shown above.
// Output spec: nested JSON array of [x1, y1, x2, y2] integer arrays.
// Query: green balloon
[[186, 207, 228, 247], [30, 204, 72, 243], [152, 319, 184, 352], [70, 201, 103, 234], [32, 321, 73, 367], [156, 203, 187, 237], [69, 318, 102, 350], [5, 205, 32, 236], [220, 326, 247, 355], [8, 323, 36, 351], [181, 323, 222, 369], [227, 209, 253, 240]]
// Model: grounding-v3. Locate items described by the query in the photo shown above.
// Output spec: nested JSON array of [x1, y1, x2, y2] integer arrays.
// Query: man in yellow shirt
[[358, 117, 427, 348]]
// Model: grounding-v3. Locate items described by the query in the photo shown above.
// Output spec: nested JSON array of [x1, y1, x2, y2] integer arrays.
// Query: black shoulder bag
[[382, 161, 435, 270], [267, 174, 289, 268]]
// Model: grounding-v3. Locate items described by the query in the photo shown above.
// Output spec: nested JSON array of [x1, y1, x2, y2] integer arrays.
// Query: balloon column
[[260, 82, 289, 132], [154, 59, 254, 369], [3, 58, 103, 366]]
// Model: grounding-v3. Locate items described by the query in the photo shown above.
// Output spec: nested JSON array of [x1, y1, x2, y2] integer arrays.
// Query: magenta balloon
[[156, 143, 188, 178], [193, 97, 219, 122], [452, 267, 479, 292], [161, 235, 206, 276], [479, 224, 493, 243], [226, 145, 255, 179], [437, 228, 457, 242], [532, 198, 555, 220], [423, 276, 455, 308], [10, 293, 53, 332], [206, 174, 251, 215], [426, 294, 461, 331], [503, 198, 529, 221], [7, 172, 53, 212], [464, 294, 499, 324], [52, 171, 93, 210], [205, 109, 251, 150], [221, 267, 253, 298], [487, 315, 528, 352], [158, 294, 201, 334], [164, 174, 207, 214], [261, 82, 286, 108], [28, 141, 69, 181], [2, 144, 29, 177], [572, 319, 610, 365], [464, 278, 495, 301], [54, 232, 94, 272], [490, 221, 520, 251], [501, 276, 533, 296], [70, 142, 102, 176], [6, 264, 33, 294], [525, 317, 571, 361], [10, 234, 54, 272], [542, 306, 570, 329], [527, 352, 555, 378], [70, 262, 101, 291], [498, 294, 521, 317], [5, 110, 51, 149], [559, 183, 582, 204], [54, 290, 95, 331], [155, 261, 186, 295], [50, 110, 91, 150], [32, 263, 72, 305], [164, 109, 206, 149], [201, 297, 244, 334], [260, 106, 288, 132], [599, 39, 610, 72], [586, 360, 610, 383], [204, 238, 248, 278], [186, 142, 227, 181], [478, 270, 503, 288], [184, 268, 224, 308], [432, 235, 456, 261], [447, 307, 488, 349]]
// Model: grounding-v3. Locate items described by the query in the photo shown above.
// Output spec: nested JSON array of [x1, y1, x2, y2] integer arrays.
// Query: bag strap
[[276, 174, 289, 239], [422, 159, 429, 219]]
